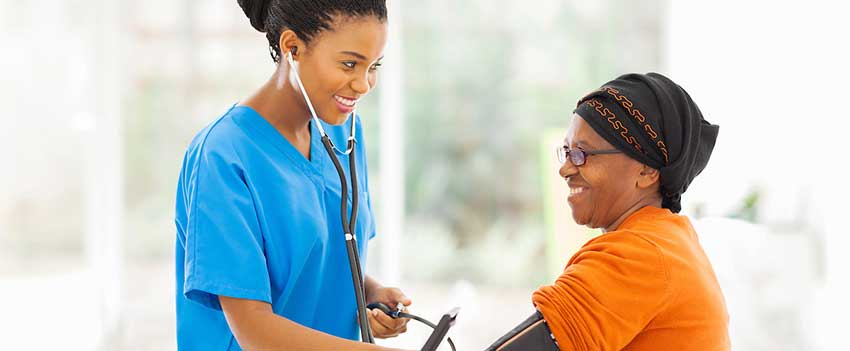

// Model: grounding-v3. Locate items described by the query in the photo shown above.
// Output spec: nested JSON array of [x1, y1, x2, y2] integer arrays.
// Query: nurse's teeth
[[335, 95, 356, 106], [570, 187, 585, 195]]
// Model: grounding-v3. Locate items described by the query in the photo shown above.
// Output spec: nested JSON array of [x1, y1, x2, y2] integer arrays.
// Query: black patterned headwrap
[[573, 72, 719, 213]]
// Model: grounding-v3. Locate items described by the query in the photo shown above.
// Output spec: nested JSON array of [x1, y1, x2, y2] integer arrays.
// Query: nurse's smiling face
[[282, 15, 388, 125]]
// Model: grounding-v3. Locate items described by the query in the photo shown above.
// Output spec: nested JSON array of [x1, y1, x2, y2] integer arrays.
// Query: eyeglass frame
[[554, 145, 622, 166]]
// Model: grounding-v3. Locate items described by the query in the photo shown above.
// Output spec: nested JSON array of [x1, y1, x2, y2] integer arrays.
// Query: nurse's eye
[[369, 63, 382, 72], [342, 61, 356, 70]]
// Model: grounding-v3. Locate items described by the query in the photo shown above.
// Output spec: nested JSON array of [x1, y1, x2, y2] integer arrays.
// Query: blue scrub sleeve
[[365, 191, 377, 240], [359, 123, 377, 241], [183, 146, 271, 311]]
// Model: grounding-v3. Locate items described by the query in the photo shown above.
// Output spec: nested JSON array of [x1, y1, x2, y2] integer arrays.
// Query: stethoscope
[[286, 49, 373, 343], [286, 48, 455, 350]]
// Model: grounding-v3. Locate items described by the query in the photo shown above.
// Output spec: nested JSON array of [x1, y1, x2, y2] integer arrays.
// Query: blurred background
[[2, 0, 849, 350]]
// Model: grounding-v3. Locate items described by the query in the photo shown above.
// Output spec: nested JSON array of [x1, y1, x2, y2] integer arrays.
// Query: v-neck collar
[[231, 104, 327, 186]]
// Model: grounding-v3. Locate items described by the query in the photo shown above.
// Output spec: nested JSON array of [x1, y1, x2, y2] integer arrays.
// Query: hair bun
[[237, 0, 271, 32]]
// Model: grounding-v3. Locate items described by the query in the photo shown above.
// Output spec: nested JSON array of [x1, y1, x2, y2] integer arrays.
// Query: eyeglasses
[[554, 145, 622, 166]]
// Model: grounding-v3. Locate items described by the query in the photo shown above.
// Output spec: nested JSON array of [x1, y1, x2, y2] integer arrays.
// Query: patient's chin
[[569, 206, 589, 227]]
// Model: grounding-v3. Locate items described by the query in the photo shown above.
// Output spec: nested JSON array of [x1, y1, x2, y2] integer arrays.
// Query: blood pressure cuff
[[484, 310, 559, 351]]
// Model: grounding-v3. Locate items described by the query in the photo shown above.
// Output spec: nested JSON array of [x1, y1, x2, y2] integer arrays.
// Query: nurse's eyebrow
[[340, 51, 367, 60], [340, 51, 384, 63]]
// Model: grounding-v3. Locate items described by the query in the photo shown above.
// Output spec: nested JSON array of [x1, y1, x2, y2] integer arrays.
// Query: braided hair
[[237, 0, 387, 62]]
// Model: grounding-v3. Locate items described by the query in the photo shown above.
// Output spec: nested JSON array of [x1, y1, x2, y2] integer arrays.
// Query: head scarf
[[573, 72, 719, 213]]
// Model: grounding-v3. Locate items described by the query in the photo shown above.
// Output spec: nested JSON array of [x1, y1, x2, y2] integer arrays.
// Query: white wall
[[667, 2, 850, 349], [0, 1, 125, 349]]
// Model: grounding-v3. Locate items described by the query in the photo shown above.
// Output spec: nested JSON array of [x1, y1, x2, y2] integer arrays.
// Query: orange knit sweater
[[532, 206, 729, 350]]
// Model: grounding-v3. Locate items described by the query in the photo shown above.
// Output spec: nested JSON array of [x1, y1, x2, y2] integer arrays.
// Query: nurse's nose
[[350, 72, 371, 96]]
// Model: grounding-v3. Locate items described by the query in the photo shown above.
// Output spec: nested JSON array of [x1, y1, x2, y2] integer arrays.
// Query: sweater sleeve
[[532, 232, 671, 351]]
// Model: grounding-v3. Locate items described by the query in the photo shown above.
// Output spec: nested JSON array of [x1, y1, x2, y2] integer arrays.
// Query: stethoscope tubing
[[289, 50, 373, 343]]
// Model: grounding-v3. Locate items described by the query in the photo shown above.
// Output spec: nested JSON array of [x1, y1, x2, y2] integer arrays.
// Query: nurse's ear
[[278, 29, 302, 62]]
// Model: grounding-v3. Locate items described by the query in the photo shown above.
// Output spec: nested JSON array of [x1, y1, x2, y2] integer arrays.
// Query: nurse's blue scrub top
[[174, 105, 376, 350]]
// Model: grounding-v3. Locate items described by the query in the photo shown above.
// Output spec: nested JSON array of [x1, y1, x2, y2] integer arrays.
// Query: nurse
[[173, 1, 411, 350]]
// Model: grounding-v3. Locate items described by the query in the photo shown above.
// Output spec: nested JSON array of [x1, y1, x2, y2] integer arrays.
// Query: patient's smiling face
[[558, 114, 660, 231]]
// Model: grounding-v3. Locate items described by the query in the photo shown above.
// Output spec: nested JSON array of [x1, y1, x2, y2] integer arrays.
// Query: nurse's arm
[[219, 296, 410, 351]]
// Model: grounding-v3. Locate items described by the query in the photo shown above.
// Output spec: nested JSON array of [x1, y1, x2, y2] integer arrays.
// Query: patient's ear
[[636, 164, 660, 190]]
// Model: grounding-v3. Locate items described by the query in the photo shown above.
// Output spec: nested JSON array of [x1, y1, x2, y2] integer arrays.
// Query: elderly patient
[[532, 73, 729, 350]]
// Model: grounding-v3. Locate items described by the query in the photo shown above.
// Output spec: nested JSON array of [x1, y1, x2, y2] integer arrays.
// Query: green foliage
[[398, 0, 663, 286], [729, 187, 761, 223]]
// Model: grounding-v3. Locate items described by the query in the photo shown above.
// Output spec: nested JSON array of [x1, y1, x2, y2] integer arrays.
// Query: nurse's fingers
[[368, 309, 396, 338], [384, 287, 412, 306], [380, 309, 409, 330], [368, 309, 407, 338]]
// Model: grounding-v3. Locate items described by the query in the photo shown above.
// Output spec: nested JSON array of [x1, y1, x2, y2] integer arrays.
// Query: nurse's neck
[[240, 64, 314, 158]]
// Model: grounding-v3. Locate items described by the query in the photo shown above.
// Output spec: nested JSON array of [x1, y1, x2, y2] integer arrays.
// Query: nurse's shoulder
[[184, 106, 252, 163]]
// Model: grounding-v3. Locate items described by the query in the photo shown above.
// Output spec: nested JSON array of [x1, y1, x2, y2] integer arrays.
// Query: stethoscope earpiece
[[287, 47, 297, 63]]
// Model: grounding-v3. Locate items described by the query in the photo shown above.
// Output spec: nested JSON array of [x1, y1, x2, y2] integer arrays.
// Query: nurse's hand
[[366, 286, 412, 339]]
